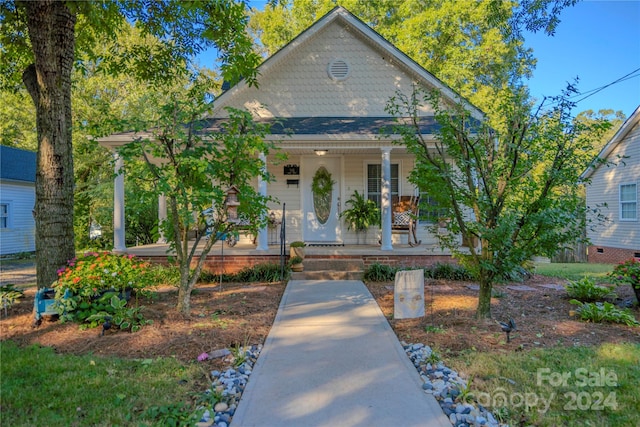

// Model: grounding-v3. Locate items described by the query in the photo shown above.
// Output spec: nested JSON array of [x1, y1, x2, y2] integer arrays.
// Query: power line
[[572, 67, 640, 105]]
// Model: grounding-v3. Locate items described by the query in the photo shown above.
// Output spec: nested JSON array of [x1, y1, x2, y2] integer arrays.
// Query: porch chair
[[391, 195, 421, 247]]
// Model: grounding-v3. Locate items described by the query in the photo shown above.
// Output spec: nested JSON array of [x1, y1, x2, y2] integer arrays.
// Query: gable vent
[[328, 59, 350, 81]]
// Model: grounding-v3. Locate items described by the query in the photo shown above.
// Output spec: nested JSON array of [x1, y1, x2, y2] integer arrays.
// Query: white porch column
[[380, 147, 393, 251], [157, 194, 167, 243], [113, 152, 126, 252], [256, 153, 269, 251]]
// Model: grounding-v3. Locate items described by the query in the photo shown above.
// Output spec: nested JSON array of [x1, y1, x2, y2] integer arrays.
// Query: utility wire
[[572, 67, 640, 104]]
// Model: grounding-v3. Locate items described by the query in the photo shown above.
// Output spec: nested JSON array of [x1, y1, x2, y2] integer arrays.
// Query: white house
[[0, 145, 36, 256], [582, 105, 640, 263], [99, 7, 483, 259]]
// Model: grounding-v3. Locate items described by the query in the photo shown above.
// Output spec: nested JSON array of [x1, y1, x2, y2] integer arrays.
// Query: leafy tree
[[0, 0, 260, 288], [118, 82, 279, 314], [387, 85, 611, 319]]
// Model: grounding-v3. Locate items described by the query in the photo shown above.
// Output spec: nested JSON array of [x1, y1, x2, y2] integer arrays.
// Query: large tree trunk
[[22, 1, 76, 289]]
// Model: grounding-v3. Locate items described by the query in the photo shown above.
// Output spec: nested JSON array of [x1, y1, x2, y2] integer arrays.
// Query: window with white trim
[[0, 204, 8, 228], [620, 183, 637, 220], [366, 164, 399, 207]]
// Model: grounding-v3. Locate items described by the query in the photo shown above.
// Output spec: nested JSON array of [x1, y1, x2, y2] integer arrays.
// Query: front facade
[[0, 146, 36, 256], [583, 105, 640, 263], [99, 7, 482, 257]]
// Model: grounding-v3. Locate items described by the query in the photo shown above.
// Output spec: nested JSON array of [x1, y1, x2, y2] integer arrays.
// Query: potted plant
[[289, 241, 306, 259], [340, 190, 380, 244], [289, 256, 304, 272]]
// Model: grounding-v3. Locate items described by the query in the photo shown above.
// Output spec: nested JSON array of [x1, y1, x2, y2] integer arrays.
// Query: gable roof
[[581, 105, 640, 180], [213, 6, 484, 122], [0, 145, 36, 183]]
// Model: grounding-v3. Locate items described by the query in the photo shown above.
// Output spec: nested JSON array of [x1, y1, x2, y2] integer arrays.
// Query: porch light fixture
[[314, 149, 328, 156]]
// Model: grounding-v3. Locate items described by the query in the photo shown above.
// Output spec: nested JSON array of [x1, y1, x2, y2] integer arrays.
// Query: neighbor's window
[[620, 183, 637, 220], [0, 204, 8, 228], [367, 163, 398, 207]]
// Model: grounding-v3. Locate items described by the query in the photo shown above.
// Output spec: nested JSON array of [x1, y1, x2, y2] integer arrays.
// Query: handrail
[[279, 203, 286, 281]]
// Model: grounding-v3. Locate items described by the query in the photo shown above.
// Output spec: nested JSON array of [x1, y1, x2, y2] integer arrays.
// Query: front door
[[302, 156, 342, 244]]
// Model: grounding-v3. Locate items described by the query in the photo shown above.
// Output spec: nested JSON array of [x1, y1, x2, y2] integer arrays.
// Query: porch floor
[[120, 241, 452, 258]]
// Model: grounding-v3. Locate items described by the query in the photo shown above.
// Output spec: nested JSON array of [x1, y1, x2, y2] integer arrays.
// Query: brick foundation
[[587, 246, 640, 264], [140, 254, 455, 275]]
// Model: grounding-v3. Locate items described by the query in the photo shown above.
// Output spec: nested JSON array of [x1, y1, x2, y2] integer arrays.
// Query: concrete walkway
[[231, 280, 451, 427]]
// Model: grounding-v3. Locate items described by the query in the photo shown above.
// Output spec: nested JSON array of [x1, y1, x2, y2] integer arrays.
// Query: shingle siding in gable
[[218, 20, 434, 119], [586, 121, 640, 251]]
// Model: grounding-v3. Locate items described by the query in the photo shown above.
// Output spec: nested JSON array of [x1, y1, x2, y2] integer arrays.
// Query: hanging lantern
[[225, 185, 241, 222]]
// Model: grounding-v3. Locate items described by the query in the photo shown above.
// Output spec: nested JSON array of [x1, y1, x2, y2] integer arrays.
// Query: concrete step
[[290, 270, 363, 280], [302, 258, 364, 272], [290, 258, 364, 281]]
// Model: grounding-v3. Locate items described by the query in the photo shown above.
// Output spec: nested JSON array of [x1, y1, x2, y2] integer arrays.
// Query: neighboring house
[[99, 6, 483, 253], [582, 105, 640, 263], [0, 145, 36, 256]]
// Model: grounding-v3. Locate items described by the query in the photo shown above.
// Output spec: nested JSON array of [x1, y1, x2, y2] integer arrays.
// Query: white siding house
[[583, 105, 640, 263], [0, 146, 36, 256], [99, 6, 483, 254]]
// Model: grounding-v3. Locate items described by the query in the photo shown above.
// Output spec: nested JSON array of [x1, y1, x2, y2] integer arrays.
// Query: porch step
[[290, 258, 364, 281]]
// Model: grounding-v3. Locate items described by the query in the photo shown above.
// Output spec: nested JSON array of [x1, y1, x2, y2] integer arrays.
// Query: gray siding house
[[0, 145, 36, 256], [583, 105, 640, 263]]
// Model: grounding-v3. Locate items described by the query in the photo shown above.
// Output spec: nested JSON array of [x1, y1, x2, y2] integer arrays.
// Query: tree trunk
[[22, 1, 76, 289], [476, 279, 493, 319]]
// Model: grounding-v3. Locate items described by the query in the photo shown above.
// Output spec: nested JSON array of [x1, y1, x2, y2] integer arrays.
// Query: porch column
[[256, 153, 269, 251], [157, 194, 167, 243], [380, 147, 393, 251], [113, 152, 126, 252]]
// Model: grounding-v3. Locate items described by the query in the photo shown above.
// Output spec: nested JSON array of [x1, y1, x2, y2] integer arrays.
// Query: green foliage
[[609, 258, 640, 290], [52, 252, 154, 328], [289, 256, 303, 265], [143, 402, 202, 426], [232, 263, 284, 283], [363, 263, 399, 282], [289, 241, 306, 247], [0, 341, 203, 426], [86, 295, 153, 332], [534, 262, 614, 281], [387, 83, 612, 318], [340, 190, 380, 232], [1, 284, 24, 315], [424, 263, 474, 281], [566, 277, 616, 302], [569, 300, 639, 326]]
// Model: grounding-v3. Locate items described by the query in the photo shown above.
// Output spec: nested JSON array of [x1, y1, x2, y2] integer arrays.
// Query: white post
[[157, 194, 167, 243], [113, 152, 126, 252], [380, 147, 393, 250], [256, 153, 269, 251]]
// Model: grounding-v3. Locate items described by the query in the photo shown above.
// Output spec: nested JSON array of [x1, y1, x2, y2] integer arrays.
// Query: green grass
[[534, 263, 614, 282], [450, 343, 640, 426], [0, 341, 206, 426]]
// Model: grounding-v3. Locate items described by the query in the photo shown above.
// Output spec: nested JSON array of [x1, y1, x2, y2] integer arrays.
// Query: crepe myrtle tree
[[386, 85, 611, 319], [118, 101, 279, 315]]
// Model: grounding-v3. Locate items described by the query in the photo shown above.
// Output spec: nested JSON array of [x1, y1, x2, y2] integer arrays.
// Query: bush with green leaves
[[609, 258, 640, 303], [364, 263, 398, 282], [52, 252, 154, 328], [570, 300, 639, 326], [1, 284, 24, 316], [86, 294, 153, 332], [424, 263, 474, 281], [566, 277, 616, 302]]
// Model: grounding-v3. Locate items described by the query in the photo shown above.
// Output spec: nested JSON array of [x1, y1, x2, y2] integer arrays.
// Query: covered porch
[[123, 240, 454, 275]]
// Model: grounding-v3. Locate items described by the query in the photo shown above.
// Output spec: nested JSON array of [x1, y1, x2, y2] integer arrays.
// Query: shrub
[[1, 284, 24, 316], [232, 262, 284, 283], [609, 258, 640, 303], [363, 263, 398, 282], [52, 252, 154, 328], [570, 300, 639, 326], [566, 277, 616, 302], [424, 263, 473, 281]]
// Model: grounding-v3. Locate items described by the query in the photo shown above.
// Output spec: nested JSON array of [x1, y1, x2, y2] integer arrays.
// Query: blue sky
[[524, 0, 640, 117], [227, 1, 640, 117]]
